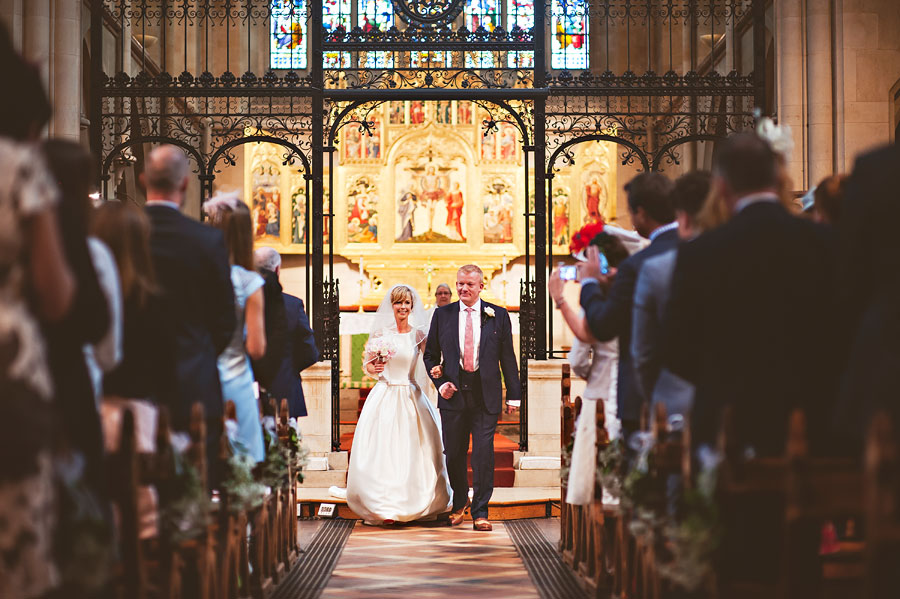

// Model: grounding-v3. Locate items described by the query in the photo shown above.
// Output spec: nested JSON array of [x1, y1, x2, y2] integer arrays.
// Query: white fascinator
[[755, 109, 794, 162]]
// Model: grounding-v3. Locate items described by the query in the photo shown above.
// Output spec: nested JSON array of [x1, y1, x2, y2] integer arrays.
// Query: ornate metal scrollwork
[[390, 0, 466, 28]]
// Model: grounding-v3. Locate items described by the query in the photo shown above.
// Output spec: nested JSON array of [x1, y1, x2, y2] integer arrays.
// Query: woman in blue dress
[[205, 193, 267, 461]]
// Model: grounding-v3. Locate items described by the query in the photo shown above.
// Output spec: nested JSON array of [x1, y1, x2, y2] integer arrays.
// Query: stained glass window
[[358, 0, 393, 30], [271, 0, 307, 70], [324, 0, 352, 68], [506, 0, 534, 68], [465, 0, 500, 31], [551, 0, 589, 70], [464, 0, 501, 68]]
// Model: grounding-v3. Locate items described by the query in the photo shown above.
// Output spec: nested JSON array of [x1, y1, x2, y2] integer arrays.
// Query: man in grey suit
[[631, 172, 710, 417]]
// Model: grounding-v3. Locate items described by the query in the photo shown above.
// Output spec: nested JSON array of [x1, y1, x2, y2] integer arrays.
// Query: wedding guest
[[579, 172, 678, 440], [835, 141, 900, 445], [41, 139, 111, 495], [93, 200, 174, 538], [0, 26, 74, 599], [663, 133, 838, 457], [631, 171, 710, 418], [812, 174, 846, 226], [254, 247, 319, 418], [94, 201, 176, 428], [83, 234, 123, 400], [435, 283, 453, 307], [550, 232, 631, 507], [250, 250, 288, 395], [143, 145, 235, 486], [206, 194, 266, 462]]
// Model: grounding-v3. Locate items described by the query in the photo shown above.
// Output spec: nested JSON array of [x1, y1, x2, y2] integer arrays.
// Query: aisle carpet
[[506, 519, 588, 599], [270, 520, 355, 599], [319, 520, 542, 599]]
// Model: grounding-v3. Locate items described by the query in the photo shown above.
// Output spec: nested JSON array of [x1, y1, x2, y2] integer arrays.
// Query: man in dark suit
[[142, 145, 235, 486], [835, 141, 900, 446], [631, 172, 711, 418], [662, 133, 837, 457], [579, 172, 678, 439], [424, 265, 520, 531], [254, 247, 319, 417]]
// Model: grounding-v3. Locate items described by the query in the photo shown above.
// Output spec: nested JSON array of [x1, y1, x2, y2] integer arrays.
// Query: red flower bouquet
[[568, 220, 606, 258]]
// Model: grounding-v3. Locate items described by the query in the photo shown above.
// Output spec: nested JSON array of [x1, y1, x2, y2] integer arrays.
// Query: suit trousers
[[440, 370, 498, 520]]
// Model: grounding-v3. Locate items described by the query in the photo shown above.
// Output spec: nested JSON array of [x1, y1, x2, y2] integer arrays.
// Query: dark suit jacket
[[663, 201, 837, 456], [580, 227, 680, 422], [269, 293, 319, 418], [835, 142, 900, 442], [424, 300, 521, 415], [146, 205, 235, 427]]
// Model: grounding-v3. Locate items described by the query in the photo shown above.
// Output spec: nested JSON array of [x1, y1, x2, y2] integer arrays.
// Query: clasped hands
[[430, 364, 458, 399]]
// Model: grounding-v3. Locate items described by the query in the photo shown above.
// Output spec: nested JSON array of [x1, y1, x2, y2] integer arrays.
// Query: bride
[[346, 285, 452, 525]]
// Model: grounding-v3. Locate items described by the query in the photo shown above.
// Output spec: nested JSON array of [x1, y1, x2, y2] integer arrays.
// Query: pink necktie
[[463, 308, 475, 371]]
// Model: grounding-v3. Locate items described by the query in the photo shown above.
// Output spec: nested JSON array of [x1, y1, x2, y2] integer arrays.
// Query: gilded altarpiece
[[243, 103, 617, 304]]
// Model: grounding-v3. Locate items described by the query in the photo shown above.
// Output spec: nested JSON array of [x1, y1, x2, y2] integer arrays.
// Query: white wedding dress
[[346, 328, 452, 524]]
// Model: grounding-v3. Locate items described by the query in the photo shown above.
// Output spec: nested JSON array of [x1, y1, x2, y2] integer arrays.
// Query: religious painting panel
[[342, 117, 382, 163], [579, 141, 614, 224], [409, 101, 426, 125], [436, 101, 453, 124], [290, 182, 307, 244], [457, 101, 473, 125], [388, 101, 406, 125], [347, 175, 378, 243], [552, 187, 571, 247], [483, 175, 514, 244], [395, 156, 467, 244], [250, 155, 283, 242]]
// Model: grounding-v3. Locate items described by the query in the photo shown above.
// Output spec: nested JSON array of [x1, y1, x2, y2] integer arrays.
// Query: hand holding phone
[[559, 265, 578, 281]]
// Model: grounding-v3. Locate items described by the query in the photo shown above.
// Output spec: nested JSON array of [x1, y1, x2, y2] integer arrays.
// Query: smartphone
[[599, 252, 610, 275], [559, 265, 578, 281]]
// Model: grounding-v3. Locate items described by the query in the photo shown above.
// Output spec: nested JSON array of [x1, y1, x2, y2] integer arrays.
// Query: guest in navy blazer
[[254, 247, 319, 417]]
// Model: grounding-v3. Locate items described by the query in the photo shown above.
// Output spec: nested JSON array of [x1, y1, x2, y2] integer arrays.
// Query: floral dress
[[0, 140, 60, 599]]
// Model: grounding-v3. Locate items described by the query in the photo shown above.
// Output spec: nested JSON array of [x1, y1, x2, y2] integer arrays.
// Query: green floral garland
[[159, 450, 212, 543]]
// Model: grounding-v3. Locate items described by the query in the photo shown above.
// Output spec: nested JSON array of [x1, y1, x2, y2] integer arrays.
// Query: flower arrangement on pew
[[160, 433, 212, 543], [285, 417, 310, 484], [221, 420, 268, 512], [658, 460, 721, 593]]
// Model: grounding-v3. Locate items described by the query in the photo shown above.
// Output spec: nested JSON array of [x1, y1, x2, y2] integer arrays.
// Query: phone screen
[[599, 252, 609, 275], [559, 265, 578, 281]]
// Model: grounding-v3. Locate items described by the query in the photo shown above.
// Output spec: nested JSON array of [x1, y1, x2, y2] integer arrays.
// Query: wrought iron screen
[[91, 0, 769, 451]]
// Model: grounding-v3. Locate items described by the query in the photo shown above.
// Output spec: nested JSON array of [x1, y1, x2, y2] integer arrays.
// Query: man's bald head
[[144, 145, 190, 203]]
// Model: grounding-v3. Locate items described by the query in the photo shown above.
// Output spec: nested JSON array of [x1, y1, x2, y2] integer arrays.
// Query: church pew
[[865, 412, 900, 599], [216, 401, 246, 599], [560, 363, 575, 555], [276, 399, 300, 568]]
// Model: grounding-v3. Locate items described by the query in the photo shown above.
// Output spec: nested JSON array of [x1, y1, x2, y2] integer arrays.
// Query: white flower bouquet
[[365, 336, 397, 364]]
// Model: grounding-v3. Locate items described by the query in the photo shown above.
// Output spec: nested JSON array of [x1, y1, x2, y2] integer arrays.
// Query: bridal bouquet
[[366, 336, 397, 364]]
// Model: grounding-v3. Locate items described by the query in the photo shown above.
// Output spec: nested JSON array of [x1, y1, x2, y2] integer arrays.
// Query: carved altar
[[243, 102, 617, 306]]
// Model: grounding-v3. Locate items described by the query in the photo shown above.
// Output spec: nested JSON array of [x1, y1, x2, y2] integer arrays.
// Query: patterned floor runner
[[505, 519, 588, 599], [271, 519, 355, 599], [319, 520, 542, 599]]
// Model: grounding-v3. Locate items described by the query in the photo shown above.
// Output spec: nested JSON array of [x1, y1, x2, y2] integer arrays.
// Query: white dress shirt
[[458, 299, 482, 371]]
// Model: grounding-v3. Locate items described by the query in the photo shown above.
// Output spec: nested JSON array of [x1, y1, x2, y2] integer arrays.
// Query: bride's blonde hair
[[390, 285, 414, 305]]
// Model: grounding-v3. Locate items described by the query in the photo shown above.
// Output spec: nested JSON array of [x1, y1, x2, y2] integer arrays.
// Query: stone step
[[513, 468, 561, 487], [300, 469, 347, 487], [297, 486, 561, 520]]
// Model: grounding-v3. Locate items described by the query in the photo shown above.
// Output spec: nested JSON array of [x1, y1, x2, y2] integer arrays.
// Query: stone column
[[52, 0, 81, 140], [776, 0, 806, 190], [23, 0, 51, 91], [298, 361, 334, 455], [526, 359, 568, 455], [0, 0, 24, 51], [805, 0, 834, 187]]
